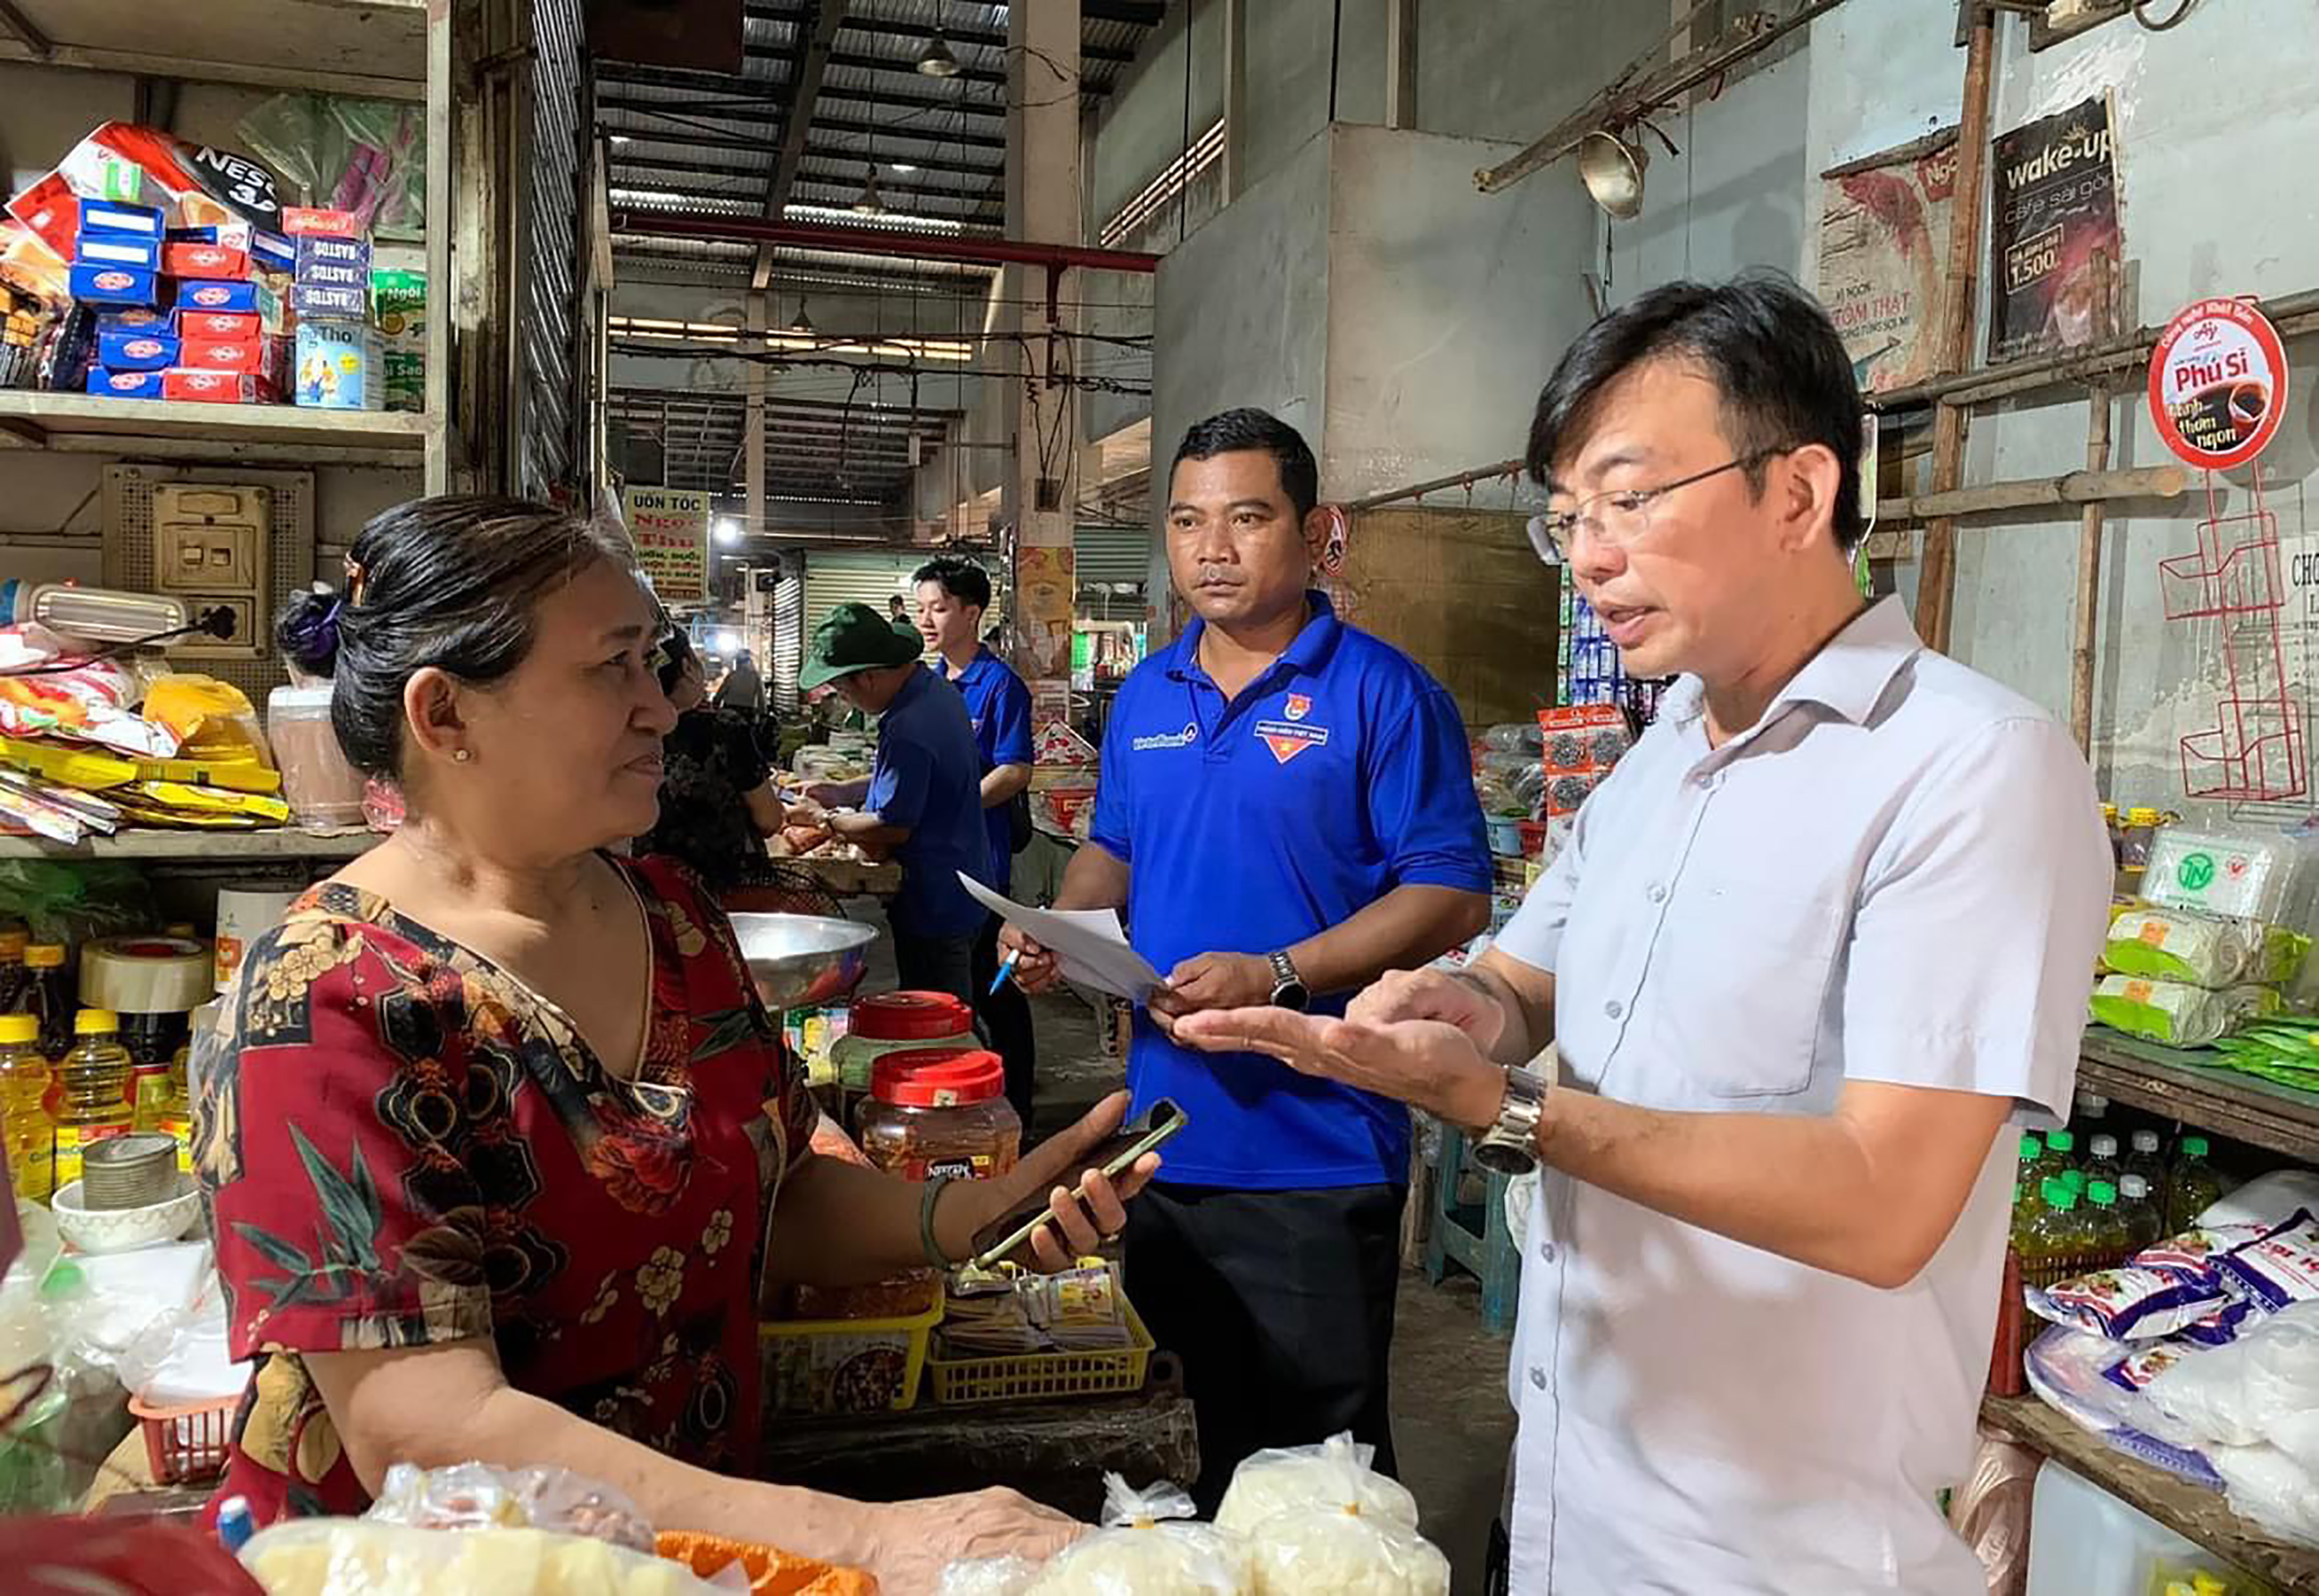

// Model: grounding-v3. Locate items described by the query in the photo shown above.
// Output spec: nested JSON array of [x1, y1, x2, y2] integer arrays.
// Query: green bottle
[[2086, 1180, 2132, 1259]]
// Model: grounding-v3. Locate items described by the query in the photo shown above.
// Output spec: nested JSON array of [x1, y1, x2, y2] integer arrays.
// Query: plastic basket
[[925, 1297, 1154, 1408], [759, 1282, 943, 1417], [128, 1393, 237, 1485]]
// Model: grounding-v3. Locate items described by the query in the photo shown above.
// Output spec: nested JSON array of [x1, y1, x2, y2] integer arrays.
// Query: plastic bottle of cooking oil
[[0, 928, 25, 1015], [2118, 1173, 2165, 1250], [2084, 1133, 2124, 1193], [2025, 1177, 2092, 1271], [20, 944, 70, 1064], [131, 1035, 193, 1176], [50, 1010, 133, 1192], [2125, 1128, 2168, 1189], [2041, 1127, 2080, 1187], [2085, 1180, 2133, 1259], [2170, 1136, 2227, 1233], [0, 1014, 54, 1202], [2014, 1135, 2045, 1224]]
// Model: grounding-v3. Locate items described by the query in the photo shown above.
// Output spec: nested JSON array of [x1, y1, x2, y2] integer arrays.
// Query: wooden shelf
[[0, 0, 427, 98], [0, 827, 376, 861], [2079, 1028, 2319, 1166], [0, 393, 429, 469], [1984, 1395, 2319, 1592]]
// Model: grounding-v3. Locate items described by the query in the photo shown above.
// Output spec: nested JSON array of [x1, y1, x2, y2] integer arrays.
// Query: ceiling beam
[[758, 1, 850, 291], [834, 17, 1136, 66], [599, 76, 1012, 126], [610, 156, 996, 211]]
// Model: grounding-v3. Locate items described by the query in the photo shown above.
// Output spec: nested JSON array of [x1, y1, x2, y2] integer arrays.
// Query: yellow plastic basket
[[760, 1281, 944, 1417], [924, 1297, 1154, 1407]]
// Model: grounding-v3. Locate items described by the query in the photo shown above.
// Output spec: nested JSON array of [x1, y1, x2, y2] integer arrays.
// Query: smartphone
[[967, 1098, 1188, 1270]]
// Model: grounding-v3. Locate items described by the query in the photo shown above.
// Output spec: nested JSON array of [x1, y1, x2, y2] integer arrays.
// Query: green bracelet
[[919, 1173, 958, 1269]]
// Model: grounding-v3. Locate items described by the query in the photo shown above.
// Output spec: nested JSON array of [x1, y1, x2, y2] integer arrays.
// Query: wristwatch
[[1267, 950, 1310, 1012], [1472, 1065, 1548, 1175]]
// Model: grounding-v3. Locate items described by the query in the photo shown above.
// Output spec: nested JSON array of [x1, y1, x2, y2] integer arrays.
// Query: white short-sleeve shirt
[[1496, 596, 2111, 1594]]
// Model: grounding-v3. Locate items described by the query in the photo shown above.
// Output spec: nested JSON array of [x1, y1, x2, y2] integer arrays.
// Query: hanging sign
[[1816, 129, 1960, 394], [1987, 94, 2124, 365], [621, 486, 712, 606], [2148, 298, 2289, 472]]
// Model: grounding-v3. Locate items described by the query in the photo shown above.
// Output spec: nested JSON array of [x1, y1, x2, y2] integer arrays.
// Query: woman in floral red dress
[[193, 497, 1152, 1595]]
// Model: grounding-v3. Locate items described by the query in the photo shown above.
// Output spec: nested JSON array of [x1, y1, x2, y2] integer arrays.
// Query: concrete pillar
[[1223, 0, 1248, 202], [1005, 0, 1082, 701]]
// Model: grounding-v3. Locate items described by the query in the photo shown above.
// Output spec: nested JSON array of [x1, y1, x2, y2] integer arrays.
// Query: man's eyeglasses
[[1525, 448, 1790, 563]]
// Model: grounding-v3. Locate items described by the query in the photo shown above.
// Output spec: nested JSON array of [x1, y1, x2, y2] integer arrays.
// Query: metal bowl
[[730, 913, 879, 1013]]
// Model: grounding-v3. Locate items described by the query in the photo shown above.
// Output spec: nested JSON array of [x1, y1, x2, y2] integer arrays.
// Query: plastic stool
[[1425, 1123, 1521, 1336]]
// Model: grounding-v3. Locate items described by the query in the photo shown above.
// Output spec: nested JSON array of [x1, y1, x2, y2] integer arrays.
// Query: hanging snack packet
[[2032, 1268, 2226, 1341]]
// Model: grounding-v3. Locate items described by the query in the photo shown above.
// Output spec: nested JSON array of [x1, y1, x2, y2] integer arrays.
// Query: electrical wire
[[0, 608, 237, 677], [2132, 0, 2194, 29]]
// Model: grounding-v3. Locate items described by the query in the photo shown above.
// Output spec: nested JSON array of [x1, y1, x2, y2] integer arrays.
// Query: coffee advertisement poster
[[1987, 93, 2124, 364]]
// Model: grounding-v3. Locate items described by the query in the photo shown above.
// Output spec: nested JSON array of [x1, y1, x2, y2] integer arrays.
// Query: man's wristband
[[919, 1174, 959, 1268]]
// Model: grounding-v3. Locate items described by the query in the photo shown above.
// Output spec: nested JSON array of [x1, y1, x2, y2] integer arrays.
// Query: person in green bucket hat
[[793, 602, 992, 1004]]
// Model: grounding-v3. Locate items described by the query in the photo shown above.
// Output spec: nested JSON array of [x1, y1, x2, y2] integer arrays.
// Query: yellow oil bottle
[[0, 1014, 54, 1202], [50, 1010, 133, 1192]]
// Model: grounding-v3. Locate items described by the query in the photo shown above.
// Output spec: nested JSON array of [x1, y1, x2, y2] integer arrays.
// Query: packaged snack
[[77, 232, 161, 270], [290, 280, 369, 320], [79, 197, 166, 239], [938, 1558, 1042, 1596], [295, 319, 384, 410], [296, 233, 373, 277], [1243, 1502, 1450, 1596], [1215, 1432, 1422, 1538], [96, 327, 179, 370], [283, 206, 364, 237], [162, 242, 252, 279], [70, 262, 160, 307], [2032, 1267, 2227, 1340], [2101, 1338, 2206, 1393], [2143, 827, 2305, 923], [9, 124, 285, 263], [239, 1521, 723, 1595], [2104, 908, 2255, 987], [2089, 974, 2230, 1047], [1022, 1476, 1251, 1596], [2215, 1209, 2319, 1313], [175, 275, 284, 320], [163, 370, 278, 404], [86, 368, 164, 399]]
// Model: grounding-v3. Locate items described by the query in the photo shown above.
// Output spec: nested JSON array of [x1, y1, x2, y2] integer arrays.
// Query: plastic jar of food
[[266, 685, 368, 829], [857, 1048, 1022, 1183], [832, 992, 977, 1101]]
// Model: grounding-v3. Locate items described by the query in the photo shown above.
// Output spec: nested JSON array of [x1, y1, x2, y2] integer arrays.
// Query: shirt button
[[1528, 1366, 1550, 1391], [1646, 883, 1667, 904], [1538, 1241, 1558, 1264], [1603, 999, 1624, 1019]]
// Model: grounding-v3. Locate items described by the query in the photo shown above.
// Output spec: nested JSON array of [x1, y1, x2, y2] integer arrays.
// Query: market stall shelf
[[0, 827, 378, 861], [0, 0, 427, 99], [2079, 1027, 2319, 1165], [1983, 1394, 2319, 1592], [0, 393, 428, 468]]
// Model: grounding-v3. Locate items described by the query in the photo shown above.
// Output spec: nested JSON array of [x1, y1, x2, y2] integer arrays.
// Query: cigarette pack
[[295, 233, 371, 277], [75, 233, 162, 270], [162, 242, 252, 280], [162, 369, 279, 404], [175, 276, 284, 322], [294, 320, 384, 411], [70, 263, 161, 307], [95, 328, 179, 371], [175, 336, 287, 384], [289, 281, 369, 320], [282, 207, 362, 238], [85, 368, 165, 400], [77, 197, 165, 239]]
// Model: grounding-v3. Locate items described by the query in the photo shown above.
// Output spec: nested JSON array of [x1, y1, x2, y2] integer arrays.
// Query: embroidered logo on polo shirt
[[1131, 721, 1201, 752], [1254, 718, 1329, 764], [1284, 694, 1312, 722]]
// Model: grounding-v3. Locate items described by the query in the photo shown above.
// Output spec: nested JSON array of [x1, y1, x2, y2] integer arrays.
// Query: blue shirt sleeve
[[868, 733, 935, 832], [1366, 685, 1492, 893], [989, 671, 1035, 768], [1089, 686, 1134, 865]]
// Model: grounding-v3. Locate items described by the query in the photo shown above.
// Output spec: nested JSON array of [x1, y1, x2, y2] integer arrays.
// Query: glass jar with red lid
[[832, 991, 977, 1124], [857, 1046, 1022, 1184]]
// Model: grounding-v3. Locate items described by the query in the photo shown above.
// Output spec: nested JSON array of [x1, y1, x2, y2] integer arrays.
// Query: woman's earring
[[453, 748, 473, 764]]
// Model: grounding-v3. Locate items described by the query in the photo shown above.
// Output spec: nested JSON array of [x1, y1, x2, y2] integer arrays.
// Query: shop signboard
[[2148, 297, 2290, 474], [622, 486, 711, 607], [1988, 93, 2124, 364], [1816, 129, 1960, 394]]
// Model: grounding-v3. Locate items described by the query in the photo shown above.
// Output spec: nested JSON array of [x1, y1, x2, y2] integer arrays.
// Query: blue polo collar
[[1165, 590, 1345, 691]]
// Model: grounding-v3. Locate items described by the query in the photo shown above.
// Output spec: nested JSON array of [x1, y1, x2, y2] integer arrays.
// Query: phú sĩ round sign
[[2148, 296, 2289, 471]]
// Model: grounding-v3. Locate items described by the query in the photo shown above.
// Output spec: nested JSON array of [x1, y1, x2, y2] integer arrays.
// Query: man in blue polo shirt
[[1002, 408, 1491, 1504], [915, 554, 1039, 1122], [795, 602, 991, 1007]]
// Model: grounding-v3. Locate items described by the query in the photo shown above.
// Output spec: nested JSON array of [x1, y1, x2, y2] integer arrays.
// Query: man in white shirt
[[1176, 274, 2112, 1592]]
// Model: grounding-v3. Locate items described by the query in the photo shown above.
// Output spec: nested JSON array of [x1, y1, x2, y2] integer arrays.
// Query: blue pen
[[989, 947, 1021, 995]]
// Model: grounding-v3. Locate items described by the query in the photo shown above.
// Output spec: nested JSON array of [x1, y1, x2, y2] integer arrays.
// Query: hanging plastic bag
[[237, 94, 424, 238], [365, 1461, 656, 1552], [1019, 1475, 1250, 1595]]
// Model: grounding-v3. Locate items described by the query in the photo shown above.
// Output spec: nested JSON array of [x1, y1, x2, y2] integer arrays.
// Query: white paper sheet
[[958, 873, 1163, 1001]]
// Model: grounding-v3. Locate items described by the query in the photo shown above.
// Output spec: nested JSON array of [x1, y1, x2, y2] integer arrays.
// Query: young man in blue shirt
[[795, 602, 991, 1007], [1002, 409, 1492, 1504], [914, 555, 1040, 1123]]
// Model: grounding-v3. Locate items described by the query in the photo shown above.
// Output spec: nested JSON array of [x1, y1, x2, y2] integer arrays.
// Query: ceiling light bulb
[[714, 517, 744, 545], [888, 161, 918, 174], [853, 170, 886, 214], [789, 300, 816, 336], [916, 30, 963, 78]]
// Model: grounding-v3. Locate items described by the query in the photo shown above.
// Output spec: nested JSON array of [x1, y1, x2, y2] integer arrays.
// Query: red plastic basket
[[127, 1393, 237, 1485]]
